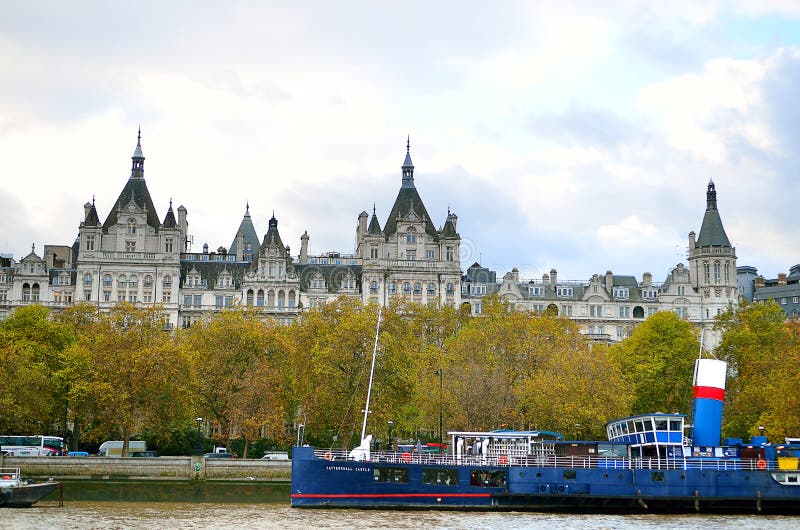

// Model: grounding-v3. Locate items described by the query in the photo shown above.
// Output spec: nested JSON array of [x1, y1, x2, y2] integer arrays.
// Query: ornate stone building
[[461, 181, 738, 350], [0, 134, 737, 351]]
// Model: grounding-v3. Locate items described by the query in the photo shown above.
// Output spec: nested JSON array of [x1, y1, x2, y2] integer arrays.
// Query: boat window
[[634, 420, 647, 432], [597, 444, 627, 458], [626, 421, 634, 433], [470, 469, 507, 487], [654, 419, 668, 431], [373, 467, 409, 484], [422, 468, 458, 486], [669, 420, 682, 431], [563, 470, 576, 480], [651, 472, 664, 482]]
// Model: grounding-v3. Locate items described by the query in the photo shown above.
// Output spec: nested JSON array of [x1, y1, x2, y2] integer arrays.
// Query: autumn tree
[[714, 301, 800, 441], [0, 305, 74, 435], [183, 308, 287, 454], [610, 311, 699, 415], [65, 303, 190, 455]]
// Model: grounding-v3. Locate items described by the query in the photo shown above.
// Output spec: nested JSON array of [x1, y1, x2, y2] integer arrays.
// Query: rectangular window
[[556, 287, 573, 297], [86, 235, 95, 251], [193, 294, 202, 307], [143, 293, 152, 303], [126, 241, 136, 252], [215, 295, 223, 308], [128, 292, 137, 303], [426, 249, 435, 259], [446, 246, 453, 261], [529, 286, 544, 296], [474, 302, 482, 315], [590, 305, 602, 318], [794, 297, 799, 304], [561, 304, 572, 316], [165, 238, 174, 253], [406, 250, 416, 260], [469, 469, 507, 487], [781, 297, 788, 305], [373, 467, 409, 484], [163, 291, 171, 303], [84, 291, 91, 301], [616, 326, 623, 338], [184, 295, 192, 307], [563, 470, 577, 480], [422, 468, 458, 486], [619, 306, 630, 318]]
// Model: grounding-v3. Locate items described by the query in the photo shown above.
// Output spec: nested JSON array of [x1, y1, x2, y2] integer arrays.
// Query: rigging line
[[361, 306, 383, 443]]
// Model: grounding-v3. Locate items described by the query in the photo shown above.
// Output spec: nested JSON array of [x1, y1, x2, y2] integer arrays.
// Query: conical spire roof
[[696, 180, 731, 247], [384, 139, 438, 240], [367, 204, 382, 235], [260, 213, 286, 253], [162, 200, 177, 229], [102, 131, 160, 231], [229, 203, 260, 257]]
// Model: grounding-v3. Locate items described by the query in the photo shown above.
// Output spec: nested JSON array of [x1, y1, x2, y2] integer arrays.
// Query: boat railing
[[312, 450, 777, 471], [0, 467, 21, 485]]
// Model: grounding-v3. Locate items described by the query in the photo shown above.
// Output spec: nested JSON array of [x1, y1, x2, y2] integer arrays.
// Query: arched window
[[103, 274, 112, 287], [246, 289, 254, 306], [370, 281, 378, 294], [278, 290, 285, 309], [267, 290, 276, 307], [288, 290, 296, 309], [32, 283, 40, 301], [427, 283, 436, 295], [143, 275, 153, 287], [163, 275, 172, 287], [117, 274, 127, 288], [446, 283, 454, 294], [406, 227, 417, 243], [402, 282, 411, 294], [83, 273, 93, 286], [413, 282, 422, 294], [389, 282, 397, 294], [22, 282, 31, 301], [128, 274, 138, 288], [257, 289, 264, 307]]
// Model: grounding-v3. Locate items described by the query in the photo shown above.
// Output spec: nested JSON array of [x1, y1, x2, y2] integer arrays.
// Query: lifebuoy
[[323, 451, 333, 461], [757, 459, 767, 470], [498, 455, 509, 465], [401, 452, 412, 463]]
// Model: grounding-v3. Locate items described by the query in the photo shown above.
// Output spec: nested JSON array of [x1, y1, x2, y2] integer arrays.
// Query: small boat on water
[[291, 332, 800, 513], [0, 468, 60, 507]]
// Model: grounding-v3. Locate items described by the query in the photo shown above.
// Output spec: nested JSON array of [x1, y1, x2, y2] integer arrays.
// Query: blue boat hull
[[290, 448, 800, 514]]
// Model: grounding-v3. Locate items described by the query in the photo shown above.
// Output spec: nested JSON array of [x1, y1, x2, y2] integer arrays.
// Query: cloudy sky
[[2, 1, 799, 282]]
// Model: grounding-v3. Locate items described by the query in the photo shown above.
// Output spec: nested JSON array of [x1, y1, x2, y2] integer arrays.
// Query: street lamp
[[194, 417, 203, 455], [434, 368, 443, 454], [387, 420, 394, 451]]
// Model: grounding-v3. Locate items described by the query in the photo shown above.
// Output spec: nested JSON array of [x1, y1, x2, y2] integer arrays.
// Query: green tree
[[0, 305, 74, 435], [65, 303, 190, 455], [183, 308, 286, 453], [610, 311, 698, 415], [714, 301, 800, 440]]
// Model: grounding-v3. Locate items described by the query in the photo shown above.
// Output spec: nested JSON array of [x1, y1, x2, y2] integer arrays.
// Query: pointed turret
[[229, 203, 260, 260], [102, 130, 161, 231], [401, 135, 414, 189], [83, 198, 100, 227], [162, 200, 177, 229], [131, 127, 145, 179], [368, 204, 382, 235], [261, 213, 286, 254], [696, 180, 731, 248], [383, 138, 438, 240]]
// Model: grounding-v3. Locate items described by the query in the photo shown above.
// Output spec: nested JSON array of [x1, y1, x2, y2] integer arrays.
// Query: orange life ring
[[323, 451, 333, 461], [757, 459, 767, 470], [401, 452, 412, 463], [498, 455, 509, 465]]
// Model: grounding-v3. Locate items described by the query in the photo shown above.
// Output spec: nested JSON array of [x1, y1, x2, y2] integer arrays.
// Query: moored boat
[[0, 468, 60, 507], [291, 357, 800, 514]]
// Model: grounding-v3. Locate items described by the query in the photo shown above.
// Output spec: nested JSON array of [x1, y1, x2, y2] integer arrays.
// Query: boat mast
[[360, 306, 382, 443]]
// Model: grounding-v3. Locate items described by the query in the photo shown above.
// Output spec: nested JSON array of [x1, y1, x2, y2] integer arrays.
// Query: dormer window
[[127, 218, 136, 234], [613, 287, 629, 300], [406, 227, 417, 244]]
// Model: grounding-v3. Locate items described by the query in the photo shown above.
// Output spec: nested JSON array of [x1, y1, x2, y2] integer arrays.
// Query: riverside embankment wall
[[1, 455, 291, 481]]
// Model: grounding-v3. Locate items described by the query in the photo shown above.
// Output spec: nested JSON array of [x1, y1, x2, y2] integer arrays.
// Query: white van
[[98, 440, 147, 457]]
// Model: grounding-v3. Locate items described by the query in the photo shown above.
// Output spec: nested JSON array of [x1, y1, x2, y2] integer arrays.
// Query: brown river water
[[5, 502, 798, 529]]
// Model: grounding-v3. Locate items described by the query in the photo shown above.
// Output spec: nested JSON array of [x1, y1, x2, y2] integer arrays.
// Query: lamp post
[[194, 417, 203, 455], [387, 420, 394, 451], [434, 368, 443, 454]]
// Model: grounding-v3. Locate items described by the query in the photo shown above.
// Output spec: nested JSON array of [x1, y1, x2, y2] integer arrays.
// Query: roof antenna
[[406, 135, 410, 153]]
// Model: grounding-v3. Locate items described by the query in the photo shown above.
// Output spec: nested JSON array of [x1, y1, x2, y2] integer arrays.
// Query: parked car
[[131, 451, 158, 458], [68, 451, 90, 457], [261, 452, 289, 460], [204, 452, 234, 459]]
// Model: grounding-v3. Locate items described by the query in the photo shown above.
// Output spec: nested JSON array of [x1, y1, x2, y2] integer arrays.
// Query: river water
[[5, 502, 798, 529]]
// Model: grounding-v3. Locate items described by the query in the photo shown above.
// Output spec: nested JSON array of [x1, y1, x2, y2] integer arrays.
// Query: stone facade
[[0, 135, 740, 350]]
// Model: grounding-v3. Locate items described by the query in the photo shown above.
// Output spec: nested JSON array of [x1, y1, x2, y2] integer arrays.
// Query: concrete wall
[[1, 455, 290, 481]]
